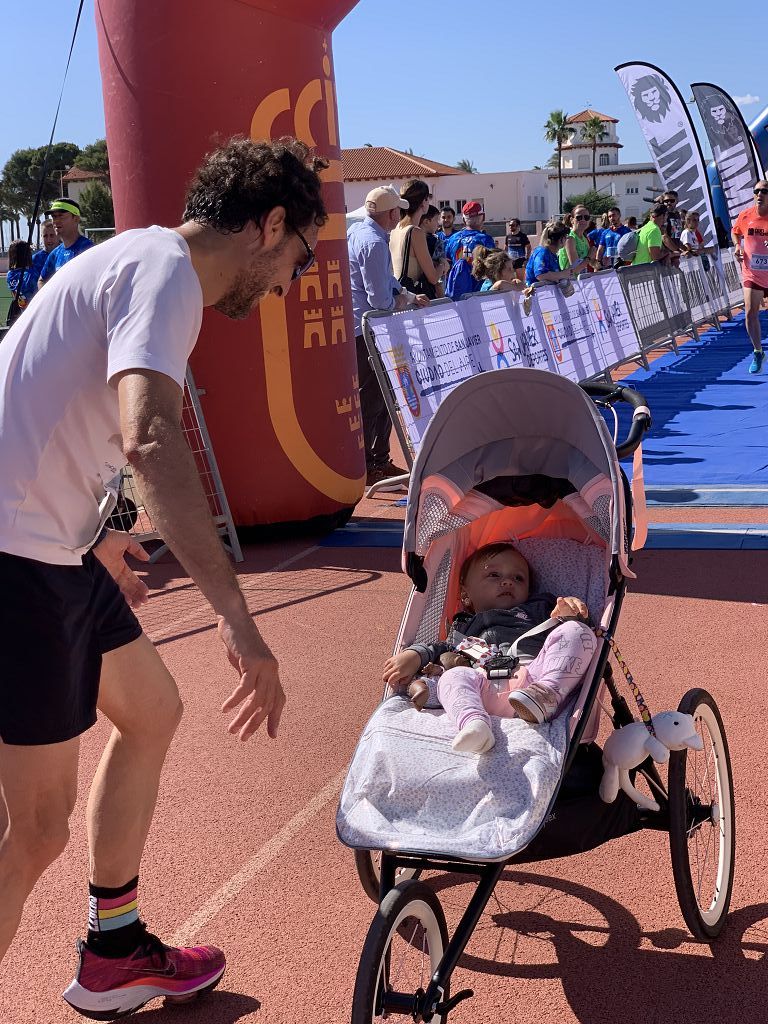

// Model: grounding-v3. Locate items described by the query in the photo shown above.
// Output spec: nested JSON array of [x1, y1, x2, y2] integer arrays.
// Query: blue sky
[[1, 0, 763, 176]]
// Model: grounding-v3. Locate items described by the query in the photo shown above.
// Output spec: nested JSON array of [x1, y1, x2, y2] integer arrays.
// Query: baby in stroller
[[383, 542, 595, 754]]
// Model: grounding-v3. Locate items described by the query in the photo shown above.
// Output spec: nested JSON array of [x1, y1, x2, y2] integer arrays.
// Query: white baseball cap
[[365, 185, 409, 214]]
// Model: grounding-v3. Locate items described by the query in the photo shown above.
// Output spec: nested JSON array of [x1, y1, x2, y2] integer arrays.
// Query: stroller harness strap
[[595, 628, 656, 737]]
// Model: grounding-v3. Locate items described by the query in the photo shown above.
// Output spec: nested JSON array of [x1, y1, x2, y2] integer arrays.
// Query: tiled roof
[[342, 147, 462, 181], [567, 109, 618, 124], [62, 167, 107, 182]]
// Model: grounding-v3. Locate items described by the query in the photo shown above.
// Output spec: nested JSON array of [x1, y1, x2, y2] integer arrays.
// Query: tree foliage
[[77, 139, 110, 177], [563, 189, 616, 218], [580, 116, 609, 191], [456, 158, 477, 173], [78, 181, 114, 229], [1, 142, 81, 219], [543, 111, 575, 214]]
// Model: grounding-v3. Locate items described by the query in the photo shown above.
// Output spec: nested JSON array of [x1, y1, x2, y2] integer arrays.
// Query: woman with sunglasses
[[731, 180, 768, 373], [558, 204, 596, 277]]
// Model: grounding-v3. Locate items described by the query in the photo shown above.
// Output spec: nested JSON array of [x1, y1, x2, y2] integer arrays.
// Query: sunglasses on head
[[755, 188, 768, 196], [290, 225, 316, 281]]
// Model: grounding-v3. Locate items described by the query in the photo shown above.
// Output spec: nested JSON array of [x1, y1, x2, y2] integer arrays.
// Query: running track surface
[[2, 496, 767, 1023]]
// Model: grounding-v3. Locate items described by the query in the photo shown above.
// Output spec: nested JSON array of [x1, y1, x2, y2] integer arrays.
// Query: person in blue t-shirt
[[443, 201, 497, 298], [6, 240, 39, 322], [443, 201, 496, 263], [524, 221, 573, 286], [31, 218, 60, 277], [39, 198, 94, 286], [596, 206, 631, 267]]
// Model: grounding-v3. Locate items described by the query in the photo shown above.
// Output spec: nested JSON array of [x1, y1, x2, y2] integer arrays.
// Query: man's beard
[[213, 251, 279, 320]]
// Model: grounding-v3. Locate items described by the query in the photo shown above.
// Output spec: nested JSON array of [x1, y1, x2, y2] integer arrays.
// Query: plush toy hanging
[[599, 711, 703, 812]]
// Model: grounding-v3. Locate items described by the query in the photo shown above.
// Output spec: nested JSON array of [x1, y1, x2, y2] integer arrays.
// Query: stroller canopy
[[403, 368, 630, 568]]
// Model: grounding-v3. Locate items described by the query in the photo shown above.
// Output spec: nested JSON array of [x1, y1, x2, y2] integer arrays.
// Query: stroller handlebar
[[579, 382, 651, 460]]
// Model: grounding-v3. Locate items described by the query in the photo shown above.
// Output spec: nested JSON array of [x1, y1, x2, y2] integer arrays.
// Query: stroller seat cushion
[[337, 694, 572, 863]]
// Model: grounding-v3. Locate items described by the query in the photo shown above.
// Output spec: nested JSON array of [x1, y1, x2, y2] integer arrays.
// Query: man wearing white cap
[[347, 185, 428, 486]]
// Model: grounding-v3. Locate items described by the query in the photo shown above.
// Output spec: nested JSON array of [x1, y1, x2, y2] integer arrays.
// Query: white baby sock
[[452, 719, 495, 754]]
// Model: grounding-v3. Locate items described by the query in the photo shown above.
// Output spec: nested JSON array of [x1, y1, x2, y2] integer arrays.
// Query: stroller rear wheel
[[352, 879, 449, 1023], [354, 850, 421, 904], [668, 688, 735, 941]]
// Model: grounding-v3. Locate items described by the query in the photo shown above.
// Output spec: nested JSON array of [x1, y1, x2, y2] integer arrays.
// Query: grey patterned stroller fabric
[[338, 697, 571, 862], [337, 539, 605, 862]]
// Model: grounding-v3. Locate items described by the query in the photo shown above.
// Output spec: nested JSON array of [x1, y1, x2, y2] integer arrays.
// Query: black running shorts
[[0, 550, 143, 745]]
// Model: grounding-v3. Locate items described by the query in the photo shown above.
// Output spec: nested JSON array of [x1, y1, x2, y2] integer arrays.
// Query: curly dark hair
[[183, 136, 329, 234], [8, 239, 32, 270]]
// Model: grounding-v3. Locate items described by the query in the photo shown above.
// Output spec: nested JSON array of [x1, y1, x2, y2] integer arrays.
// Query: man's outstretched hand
[[218, 616, 286, 741], [93, 529, 150, 608]]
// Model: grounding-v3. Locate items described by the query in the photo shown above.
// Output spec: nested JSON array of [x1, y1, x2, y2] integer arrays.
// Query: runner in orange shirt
[[731, 180, 768, 373]]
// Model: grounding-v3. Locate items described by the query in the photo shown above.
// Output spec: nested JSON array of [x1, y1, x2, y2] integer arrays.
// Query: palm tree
[[581, 115, 609, 191], [543, 110, 575, 215], [456, 158, 477, 174]]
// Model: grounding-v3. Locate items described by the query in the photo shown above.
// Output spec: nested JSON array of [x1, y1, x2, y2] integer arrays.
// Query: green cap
[[45, 198, 81, 217]]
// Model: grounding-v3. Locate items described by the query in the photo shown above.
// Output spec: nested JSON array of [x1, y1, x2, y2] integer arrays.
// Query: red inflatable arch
[[96, 0, 364, 528]]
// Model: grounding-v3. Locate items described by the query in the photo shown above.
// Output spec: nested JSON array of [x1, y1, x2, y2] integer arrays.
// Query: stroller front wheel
[[668, 688, 735, 941], [351, 879, 449, 1024]]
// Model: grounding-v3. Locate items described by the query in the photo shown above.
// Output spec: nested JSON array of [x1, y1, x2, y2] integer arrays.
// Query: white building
[[342, 147, 549, 229], [547, 109, 661, 221]]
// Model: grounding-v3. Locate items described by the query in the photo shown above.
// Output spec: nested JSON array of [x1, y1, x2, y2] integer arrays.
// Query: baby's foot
[[452, 719, 495, 754], [508, 682, 561, 724]]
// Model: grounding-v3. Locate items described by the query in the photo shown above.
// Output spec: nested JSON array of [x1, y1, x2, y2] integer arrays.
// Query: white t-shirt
[[0, 226, 203, 564], [680, 228, 701, 253]]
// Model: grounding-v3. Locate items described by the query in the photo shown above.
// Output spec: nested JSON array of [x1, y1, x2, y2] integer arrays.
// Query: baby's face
[[462, 549, 531, 613]]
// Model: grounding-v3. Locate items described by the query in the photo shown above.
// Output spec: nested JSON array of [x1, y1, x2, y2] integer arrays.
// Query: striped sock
[[86, 876, 144, 957]]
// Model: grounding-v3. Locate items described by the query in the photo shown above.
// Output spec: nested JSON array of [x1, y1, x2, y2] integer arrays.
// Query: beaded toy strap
[[595, 628, 655, 736]]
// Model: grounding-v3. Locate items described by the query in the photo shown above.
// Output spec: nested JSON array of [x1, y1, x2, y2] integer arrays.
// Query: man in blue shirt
[[347, 185, 428, 486], [443, 201, 496, 298], [597, 206, 631, 267], [39, 198, 94, 286], [31, 219, 59, 277]]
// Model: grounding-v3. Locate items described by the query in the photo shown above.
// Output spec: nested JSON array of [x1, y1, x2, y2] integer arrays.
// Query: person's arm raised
[[116, 368, 285, 740]]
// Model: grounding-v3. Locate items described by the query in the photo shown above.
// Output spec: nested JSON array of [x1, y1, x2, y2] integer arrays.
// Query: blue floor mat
[[614, 312, 768, 494], [318, 520, 768, 550]]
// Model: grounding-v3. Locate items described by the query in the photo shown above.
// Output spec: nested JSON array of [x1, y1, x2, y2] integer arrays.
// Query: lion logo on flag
[[631, 74, 672, 124]]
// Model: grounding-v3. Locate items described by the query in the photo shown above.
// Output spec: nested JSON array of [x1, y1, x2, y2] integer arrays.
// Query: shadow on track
[[430, 869, 767, 1024], [130, 989, 261, 1022]]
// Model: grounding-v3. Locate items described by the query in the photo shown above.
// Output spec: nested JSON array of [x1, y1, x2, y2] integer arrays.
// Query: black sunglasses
[[290, 226, 316, 281], [754, 188, 768, 196], [575, 213, 590, 221]]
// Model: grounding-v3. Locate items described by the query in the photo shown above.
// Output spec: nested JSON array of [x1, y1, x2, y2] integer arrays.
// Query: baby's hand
[[383, 649, 423, 686], [552, 596, 589, 622]]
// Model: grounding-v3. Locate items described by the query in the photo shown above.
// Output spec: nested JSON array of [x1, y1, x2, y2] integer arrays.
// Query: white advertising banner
[[616, 62, 718, 247], [366, 273, 641, 452]]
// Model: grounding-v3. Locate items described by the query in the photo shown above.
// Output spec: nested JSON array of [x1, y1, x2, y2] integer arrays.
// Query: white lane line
[[171, 768, 347, 946]]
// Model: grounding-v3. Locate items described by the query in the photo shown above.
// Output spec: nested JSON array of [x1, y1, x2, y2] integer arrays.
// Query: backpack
[[616, 230, 638, 265]]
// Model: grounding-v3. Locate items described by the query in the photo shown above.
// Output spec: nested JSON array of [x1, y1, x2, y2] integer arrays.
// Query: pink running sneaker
[[508, 681, 561, 724], [62, 930, 225, 1020]]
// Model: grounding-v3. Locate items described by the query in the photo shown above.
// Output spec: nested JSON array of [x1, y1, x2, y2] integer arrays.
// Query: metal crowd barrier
[[362, 250, 747, 496]]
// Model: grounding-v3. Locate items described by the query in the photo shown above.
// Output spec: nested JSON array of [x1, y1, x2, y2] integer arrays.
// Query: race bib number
[[749, 252, 768, 271]]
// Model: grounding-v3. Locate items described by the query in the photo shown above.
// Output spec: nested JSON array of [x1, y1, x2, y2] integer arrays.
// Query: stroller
[[337, 368, 735, 1023]]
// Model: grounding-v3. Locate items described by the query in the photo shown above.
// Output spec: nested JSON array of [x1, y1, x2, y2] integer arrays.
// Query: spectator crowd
[[346, 179, 723, 483]]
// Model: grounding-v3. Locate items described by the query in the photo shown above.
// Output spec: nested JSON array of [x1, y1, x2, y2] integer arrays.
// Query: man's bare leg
[[744, 286, 764, 353], [87, 634, 183, 886], [0, 737, 79, 963]]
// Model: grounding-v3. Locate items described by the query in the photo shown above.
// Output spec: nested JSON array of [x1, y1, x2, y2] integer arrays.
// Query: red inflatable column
[[96, 0, 365, 527]]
